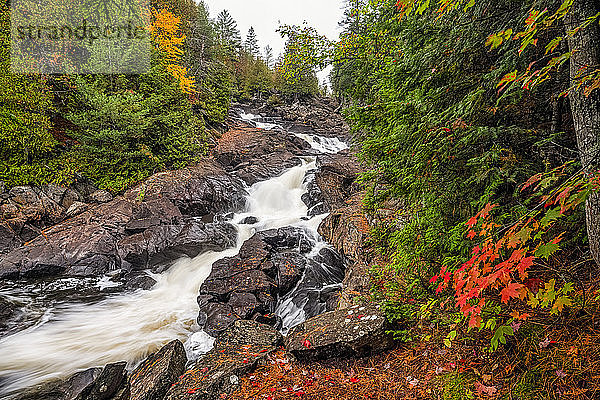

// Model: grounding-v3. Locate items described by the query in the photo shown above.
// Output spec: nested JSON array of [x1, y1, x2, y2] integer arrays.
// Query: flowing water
[[0, 113, 348, 397]]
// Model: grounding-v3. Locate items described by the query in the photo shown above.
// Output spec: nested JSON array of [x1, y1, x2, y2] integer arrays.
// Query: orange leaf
[[500, 283, 525, 304]]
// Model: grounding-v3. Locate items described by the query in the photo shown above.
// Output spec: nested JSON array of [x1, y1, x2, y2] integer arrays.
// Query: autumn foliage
[[148, 8, 196, 94]]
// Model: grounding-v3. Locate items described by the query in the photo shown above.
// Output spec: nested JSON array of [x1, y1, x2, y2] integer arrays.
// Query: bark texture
[[566, 1, 600, 266]]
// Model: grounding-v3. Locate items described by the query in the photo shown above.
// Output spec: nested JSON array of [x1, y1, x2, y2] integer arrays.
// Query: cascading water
[[0, 112, 348, 398]]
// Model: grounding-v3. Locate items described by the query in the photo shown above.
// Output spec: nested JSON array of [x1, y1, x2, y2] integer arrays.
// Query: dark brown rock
[[130, 340, 187, 400], [13, 362, 127, 400], [0, 161, 246, 280], [164, 320, 281, 400], [314, 151, 363, 210]]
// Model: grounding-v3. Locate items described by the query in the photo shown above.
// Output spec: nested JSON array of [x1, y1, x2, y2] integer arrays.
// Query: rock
[[84, 361, 128, 400], [197, 227, 318, 336], [66, 201, 88, 218], [130, 340, 187, 400], [0, 161, 246, 280], [318, 192, 382, 308], [318, 192, 367, 264], [118, 221, 237, 270], [127, 161, 247, 219], [0, 296, 17, 331], [13, 367, 102, 400], [214, 123, 310, 185], [164, 320, 281, 400], [0, 220, 23, 254], [285, 304, 394, 361], [314, 152, 363, 210], [123, 272, 157, 291], [61, 188, 83, 209], [13, 362, 127, 400], [239, 216, 258, 225], [301, 171, 329, 216], [89, 190, 113, 204]]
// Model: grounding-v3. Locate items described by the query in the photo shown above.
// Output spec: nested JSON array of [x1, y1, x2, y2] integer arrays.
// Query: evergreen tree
[[263, 45, 274, 68], [245, 27, 260, 57], [215, 10, 241, 56]]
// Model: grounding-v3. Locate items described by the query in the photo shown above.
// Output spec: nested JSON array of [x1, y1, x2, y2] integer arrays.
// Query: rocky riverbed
[[0, 98, 392, 400]]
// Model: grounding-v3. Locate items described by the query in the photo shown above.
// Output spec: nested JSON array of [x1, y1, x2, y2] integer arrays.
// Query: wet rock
[[197, 227, 317, 336], [271, 252, 307, 294], [89, 190, 113, 204], [123, 272, 157, 291], [84, 361, 128, 400], [0, 220, 23, 254], [118, 221, 236, 270], [0, 161, 246, 280], [239, 216, 258, 225], [197, 225, 346, 336], [12, 367, 102, 400], [285, 304, 394, 361], [164, 320, 281, 400], [0, 296, 17, 331], [214, 123, 310, 186], [301, 171, 329, 216], [130, 340, 187, 400], [13, 362, 127, 400], [314, 152, 363, 210], [127, 162, 247, 219]]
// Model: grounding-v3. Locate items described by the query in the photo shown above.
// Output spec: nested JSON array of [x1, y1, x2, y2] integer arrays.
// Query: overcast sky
[[201, 0, 345, 84]]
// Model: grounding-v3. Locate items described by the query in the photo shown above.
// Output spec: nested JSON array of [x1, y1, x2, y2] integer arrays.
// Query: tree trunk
[[565, 1, 600, 266]]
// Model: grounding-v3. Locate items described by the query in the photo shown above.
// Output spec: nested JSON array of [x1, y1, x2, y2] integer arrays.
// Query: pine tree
[[215, 10, 241, 56], [263, 45, 274, 68], [245, 27, 260, 57]]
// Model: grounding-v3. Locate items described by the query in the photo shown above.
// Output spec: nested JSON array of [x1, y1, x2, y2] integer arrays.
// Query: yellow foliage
[[148, 8, 195, 94]]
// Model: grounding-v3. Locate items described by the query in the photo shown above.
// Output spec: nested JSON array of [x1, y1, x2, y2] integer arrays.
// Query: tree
[[0, 2, 59, 186], [264, 45, 274, 68], [564, 1, 600, 265], [394, 0, 600, 266], [276, 24, 331, 98], [215, 10, 241, 57], [245, 27, 260, 57]]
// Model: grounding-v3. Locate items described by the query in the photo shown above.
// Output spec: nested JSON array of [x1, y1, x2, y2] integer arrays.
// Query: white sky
[[201, 0, 345, 84]]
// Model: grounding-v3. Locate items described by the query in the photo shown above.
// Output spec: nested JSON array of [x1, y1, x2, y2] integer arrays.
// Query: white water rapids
[[0, 113, 348, 397]]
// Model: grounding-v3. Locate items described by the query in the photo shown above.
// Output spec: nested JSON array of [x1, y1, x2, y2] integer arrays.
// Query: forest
[[1, 0, 600, 399]]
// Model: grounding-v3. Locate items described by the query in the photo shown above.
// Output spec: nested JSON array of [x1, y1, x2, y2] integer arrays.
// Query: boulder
[[285, 304, 394, 361], [301, 170, 329, 216], [314, 151, 363, 211], [84, 362, 129, 400], [13, 362, 128, 400], [89, 190, 113, 204], [197, 227, 317, 336], [118, 221, 236, 270], [130, 340, 187, 400], [164, 320, 281, 400], [66, 202, 88, 218], [0, 296, 17, 332], [0, 161, 246, 280], [197, 227, 345, 336], [213, 123, 310, 185]]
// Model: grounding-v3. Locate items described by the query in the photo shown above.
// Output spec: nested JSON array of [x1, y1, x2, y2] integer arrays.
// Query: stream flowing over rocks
[[0, 99, 392, 400]]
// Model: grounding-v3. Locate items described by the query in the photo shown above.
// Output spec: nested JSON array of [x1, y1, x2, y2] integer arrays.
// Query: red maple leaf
[[517, 256, 534, 277], [467, 216, 478, 228], [500, 283, 524, 303]]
